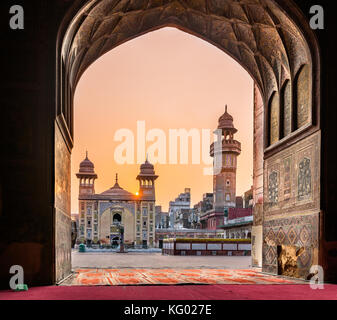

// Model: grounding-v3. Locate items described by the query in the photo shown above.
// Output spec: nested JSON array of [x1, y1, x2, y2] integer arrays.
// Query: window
[[226, 194, 230, 201], [226, 179, 230, 186], [142, 208, 147, 216]]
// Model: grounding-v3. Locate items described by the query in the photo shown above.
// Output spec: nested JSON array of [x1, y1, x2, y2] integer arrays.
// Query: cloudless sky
[[72, 27, 254, 213]]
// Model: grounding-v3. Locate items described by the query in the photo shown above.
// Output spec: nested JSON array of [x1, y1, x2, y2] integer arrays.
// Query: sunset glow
[[72, 27, 254, 213]]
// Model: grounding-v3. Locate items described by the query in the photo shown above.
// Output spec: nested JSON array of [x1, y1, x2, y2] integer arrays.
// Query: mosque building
[[76, 153, 158, 247]]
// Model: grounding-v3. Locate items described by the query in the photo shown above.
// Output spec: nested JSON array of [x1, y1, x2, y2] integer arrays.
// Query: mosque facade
[[76, 154, 158, 247]]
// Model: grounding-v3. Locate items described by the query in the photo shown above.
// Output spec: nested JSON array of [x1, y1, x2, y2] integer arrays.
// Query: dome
[[79, 151, 95, 173], [100, 174, 136, 200], [140, 158, 155, 174], [218, 105, 237, 133]]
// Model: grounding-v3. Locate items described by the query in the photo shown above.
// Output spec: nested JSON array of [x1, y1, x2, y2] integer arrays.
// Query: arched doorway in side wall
[[55, 0, 323, 283]]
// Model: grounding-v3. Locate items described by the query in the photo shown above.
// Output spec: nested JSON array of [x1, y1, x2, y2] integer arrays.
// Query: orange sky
[[72, 27, 253, 213]]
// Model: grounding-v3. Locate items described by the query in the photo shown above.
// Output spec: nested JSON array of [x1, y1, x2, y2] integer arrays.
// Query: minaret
[[76, 151, 98, 195], [210, 105, 241, 212], [136, 156, 158, 201]]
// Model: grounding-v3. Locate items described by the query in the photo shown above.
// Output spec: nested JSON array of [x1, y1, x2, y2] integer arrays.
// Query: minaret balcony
[[210, 140, 241, 157]]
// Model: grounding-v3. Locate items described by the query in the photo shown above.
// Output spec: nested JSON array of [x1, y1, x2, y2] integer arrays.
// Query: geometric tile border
[[263, 212, 319, 277]]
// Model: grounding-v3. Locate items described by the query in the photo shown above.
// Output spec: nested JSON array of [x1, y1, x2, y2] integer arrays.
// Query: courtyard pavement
[[72, 250, 252, 269]]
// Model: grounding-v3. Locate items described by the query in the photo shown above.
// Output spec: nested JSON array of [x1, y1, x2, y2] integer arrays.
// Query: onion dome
[[218, 105, 237, 134], [100, 173, 136, 200], [137, 156, 158, 182], [139, 156, 155, 175], [79, 151, 95, 173]]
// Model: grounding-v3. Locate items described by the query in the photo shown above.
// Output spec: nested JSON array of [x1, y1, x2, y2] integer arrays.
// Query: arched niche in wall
[[280, 80, 292, 138], [294, 64, 312, 130], [269, 91, 280, 145]]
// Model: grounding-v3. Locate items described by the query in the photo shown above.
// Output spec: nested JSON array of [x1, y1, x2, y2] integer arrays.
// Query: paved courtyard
[[72, 250, 252, 269]]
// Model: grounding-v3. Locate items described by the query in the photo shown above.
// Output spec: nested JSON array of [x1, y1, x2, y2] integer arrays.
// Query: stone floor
[[72, 250, 252, 269]]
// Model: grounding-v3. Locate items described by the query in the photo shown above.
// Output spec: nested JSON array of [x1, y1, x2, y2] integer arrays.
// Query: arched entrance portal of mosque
[[54, 0, 323, 283]]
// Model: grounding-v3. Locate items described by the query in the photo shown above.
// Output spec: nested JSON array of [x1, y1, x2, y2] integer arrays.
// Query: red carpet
[[1, 284, 337, 300]]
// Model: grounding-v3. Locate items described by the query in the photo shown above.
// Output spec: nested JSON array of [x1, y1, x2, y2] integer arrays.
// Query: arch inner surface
[[62, 0, 311, 103]]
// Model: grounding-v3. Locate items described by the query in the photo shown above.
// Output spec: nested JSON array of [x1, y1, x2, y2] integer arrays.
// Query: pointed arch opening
[[54, 0, 321, 283]]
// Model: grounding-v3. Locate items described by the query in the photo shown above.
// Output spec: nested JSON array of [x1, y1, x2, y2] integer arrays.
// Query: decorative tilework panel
[[262, 212, 319, 278]]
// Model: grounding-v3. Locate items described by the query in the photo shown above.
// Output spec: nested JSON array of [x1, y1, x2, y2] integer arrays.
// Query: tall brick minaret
[[210, 105, 241, 213]]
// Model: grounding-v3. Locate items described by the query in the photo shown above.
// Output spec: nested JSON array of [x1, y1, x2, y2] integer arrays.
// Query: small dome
[[218, 105, 237, 133], [141, 159, 154, 169], [79, 152, 95, 173], [140, 158, 155, 174], [100, 173, 136, 200]]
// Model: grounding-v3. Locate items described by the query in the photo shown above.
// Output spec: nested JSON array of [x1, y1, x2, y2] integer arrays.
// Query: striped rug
[[60, 268, 306, 286]]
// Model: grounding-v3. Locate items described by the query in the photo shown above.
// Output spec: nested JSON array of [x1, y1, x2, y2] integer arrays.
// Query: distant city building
[[155, 205, 169, 229], [244, 186, 253, 208], [235, 196, 243, 208], [76, 153, 158, 247], [220, 207, 253, 239], [194, 193, 213, 229], [219, 186, 254, 238], [168, 188, 191, 228], [174, 208, 192, 229], [157, 107, 252, 238]]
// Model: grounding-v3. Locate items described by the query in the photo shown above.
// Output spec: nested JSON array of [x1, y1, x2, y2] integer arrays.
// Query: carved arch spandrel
[[62, 0, 312, 104]]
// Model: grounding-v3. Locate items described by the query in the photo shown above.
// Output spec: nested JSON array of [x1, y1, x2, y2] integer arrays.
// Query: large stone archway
[[54, 0, 321, 282], [3, 0, 337, 289]]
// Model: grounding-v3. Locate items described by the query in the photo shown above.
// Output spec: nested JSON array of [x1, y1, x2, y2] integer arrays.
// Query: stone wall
[[252, 84, 264, 267], [54, 124, 71, 283]]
